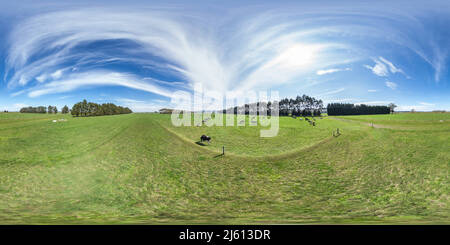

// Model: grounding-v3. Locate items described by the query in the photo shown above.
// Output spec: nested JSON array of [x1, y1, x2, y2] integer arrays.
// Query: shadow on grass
[[195, 141, 223, 158]]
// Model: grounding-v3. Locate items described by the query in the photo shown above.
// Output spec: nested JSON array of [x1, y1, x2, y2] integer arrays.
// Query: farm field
[[334, 112, 450, 129], [0, 112, 448, 224]]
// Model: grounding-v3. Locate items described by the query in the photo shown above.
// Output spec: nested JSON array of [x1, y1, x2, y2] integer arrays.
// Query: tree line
[[71, 100, 132, 117], [222, 94, 324, 117], [327, 103, 390, 116], [279, 95, 323, 116], [20, 106, 61, 114], [223, 102, 275, 116], [19, 100, 131, 116]]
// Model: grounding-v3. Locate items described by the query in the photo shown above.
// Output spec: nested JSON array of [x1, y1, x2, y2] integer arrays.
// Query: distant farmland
[[0, 112, 448, 224]]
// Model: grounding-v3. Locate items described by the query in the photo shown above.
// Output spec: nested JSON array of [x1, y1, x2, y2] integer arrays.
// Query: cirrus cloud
[[385, 81, 398, 90], [2, 1, 449, 103], [364, 57, 407, 78], [316, 67, 351, 75]]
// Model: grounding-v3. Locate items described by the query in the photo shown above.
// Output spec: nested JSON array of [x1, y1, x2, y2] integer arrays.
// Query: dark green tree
[[61, 105, 69, 114], [71, 103, 81, 117]]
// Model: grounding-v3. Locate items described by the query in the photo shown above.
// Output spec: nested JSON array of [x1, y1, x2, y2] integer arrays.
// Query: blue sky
[[0, 0, 449, 112]]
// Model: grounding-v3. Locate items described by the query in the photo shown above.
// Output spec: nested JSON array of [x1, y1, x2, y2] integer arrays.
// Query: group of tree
[[19, 101, 130, 116], [327, 103, 391, 116], [20, 106, 50, 114], [279, 95, 323, 116], [223, 102, 275, 116], [71, 100, 132, 117], [61, 105, 70, 114], [47, 106, 58, 114], [159, 108, 174, 114], [20, 105, 62, 114], [221, 94, 323, 117]]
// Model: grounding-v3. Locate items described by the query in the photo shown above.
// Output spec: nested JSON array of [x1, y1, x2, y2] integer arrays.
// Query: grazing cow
[[200, 135, 211, 144]]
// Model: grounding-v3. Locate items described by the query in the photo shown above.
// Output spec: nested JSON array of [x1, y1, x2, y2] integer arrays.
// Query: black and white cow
[[200, 135, 211, 144]]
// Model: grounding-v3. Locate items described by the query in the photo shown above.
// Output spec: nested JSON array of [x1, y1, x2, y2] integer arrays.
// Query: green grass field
[[0, 112, 448, 224]]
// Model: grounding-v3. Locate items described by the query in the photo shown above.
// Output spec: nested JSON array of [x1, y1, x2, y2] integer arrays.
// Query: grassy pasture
[[334, 112, 450, 129], [159, 114, 355, 156], [0, 112, 448, 224]]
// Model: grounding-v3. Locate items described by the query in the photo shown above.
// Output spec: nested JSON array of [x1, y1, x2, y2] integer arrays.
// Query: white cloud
[[58, 95, 73, 100], [36, 74, 48, 83], [397, 103, 436, 111], [364, 60, 388, 77], [115, 98, 166, 112], [316, 67, 351, 75], [367, 89, 377, 92], [4, 3, 448, 99], [11, 90, 27, 97], [317, 87, 345, 96], [356, 101, 391, 105], [325, 98, 358, 103], [419, 102, 434, 106], [385, 81, 398, 90], [24, 71, 173, 98], [1, 103, 29, 112], [364, 57, 407, 78], [378, 57, 405, 75], [51, 69, 64, 79], [4, 8, 357, 97]]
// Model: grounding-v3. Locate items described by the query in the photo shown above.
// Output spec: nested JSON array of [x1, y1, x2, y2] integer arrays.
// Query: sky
[[0, 0, 449, 112]]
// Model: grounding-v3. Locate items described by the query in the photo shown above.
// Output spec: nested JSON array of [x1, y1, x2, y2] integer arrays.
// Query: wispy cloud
[[316, 67, 351, 75], [385, 81, 398, 90], [3, 1, 449, 100], [378, 57, 405, 75], [324, 98, 358, 103], [367, 89, 377, 92], [317, 87, 345, 96], [397, 103, 436, 111], [23, 71, 173, 98], [1, 103, 29, 112], [58, 95, 73, 100], [1, 8, 370, 97], [364, 57, 407, 78], [51, 69, 64, 80], [115, 98, 166, 112], [419, 102, 434, 106], [356, 101, 391, 105], [364, 60, 388, 77]]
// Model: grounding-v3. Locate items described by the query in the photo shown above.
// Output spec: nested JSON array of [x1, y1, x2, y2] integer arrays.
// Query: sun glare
[[267, 43, 321, 70]]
